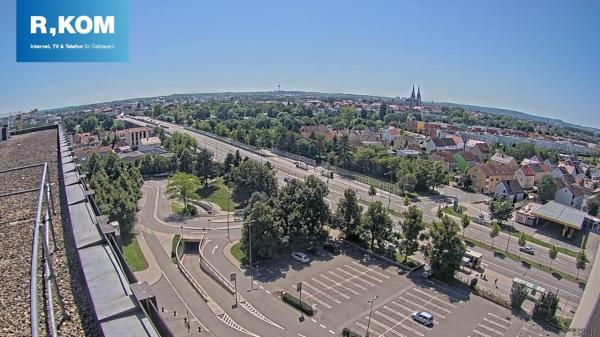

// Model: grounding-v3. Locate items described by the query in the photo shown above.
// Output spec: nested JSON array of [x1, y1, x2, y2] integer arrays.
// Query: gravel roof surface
[[0, 129, 99, 337]]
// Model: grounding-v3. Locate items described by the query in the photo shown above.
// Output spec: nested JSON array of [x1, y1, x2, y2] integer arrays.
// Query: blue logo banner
[[17, 0, 128, 62]]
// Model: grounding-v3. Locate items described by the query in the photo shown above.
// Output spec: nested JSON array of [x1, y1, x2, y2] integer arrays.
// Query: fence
[[270, 148, 317, 166], [324, 162, 405, 196]]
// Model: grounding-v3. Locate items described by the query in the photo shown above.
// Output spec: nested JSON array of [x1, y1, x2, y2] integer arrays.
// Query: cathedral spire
[[410, 85, 416, 99], [417, 86, 422, 106]]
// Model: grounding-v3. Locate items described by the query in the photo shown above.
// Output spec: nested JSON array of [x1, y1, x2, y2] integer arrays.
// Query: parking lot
[[251, 244, 563, 337]]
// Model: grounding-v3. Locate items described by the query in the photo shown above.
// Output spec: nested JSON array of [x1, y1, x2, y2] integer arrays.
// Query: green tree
[[437, 206, 443, 219], [398, 206, 426, 263], [177, 148, 194, 173], [426, 216, 466, 282], [334, 189, 363, 240], [80, 115, 99, 132], [361, 201, 394, 250], [230, 160, 278, 202], [510, 282, 528, 310], [548, 245, 559, 270], [240, 199, 283, 262], [368, 185, 377, 202], [576, 250, 589, 280], [166, 172, 201, 212], [490, 221, 500, 248], [538, 174, 556, 203], [586, 199, 600, 217], [404, 196, 410, 207], [518, 232, 527, 258], [490, 199, 513, 224], [194, 148, 214, 184], [461, 214, 470, 239], [336, 135, 353, 169], [533, 291, 559, 321]]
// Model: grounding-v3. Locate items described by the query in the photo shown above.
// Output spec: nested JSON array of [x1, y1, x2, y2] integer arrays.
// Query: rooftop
[[532, 200, 587, 230]]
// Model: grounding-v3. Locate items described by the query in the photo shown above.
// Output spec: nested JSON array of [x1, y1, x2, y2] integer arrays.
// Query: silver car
[[290, 252, 310, 263], [411, 311, 434, 327]]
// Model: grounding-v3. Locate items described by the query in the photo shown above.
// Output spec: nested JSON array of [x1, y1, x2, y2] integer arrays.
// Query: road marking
[[310, 277, 351, 299], [211, 243, 219, 255], [329, 330, 335, 335], [311, 319, 317, 323], [301, 281, 342, 303], [398, 297, 446, 319], [336, 267, 375, 287], [478, 323, 504, 335], [351, 261, 391, 279], [320, 324, 327, 329], [297, 334, 306, 337], [342, 264, 383, 283], [411, 287, 457, 308], [519, 327, 543, 337], [366, 316, 407, 337], [473, 329, 493, 337], [375, 311, 425, 336], [382, 305, 433, 330], [320, 274, 360, 295], [289, 285, 331, 309], [487, 313, 511, 323], [259, 285, 264, 290], [404, 292, 451, 313], [483, 317, 510, 330], [265, 290, 271, 294], [161, 272, 210, 333], [328, 270, 367, 290]]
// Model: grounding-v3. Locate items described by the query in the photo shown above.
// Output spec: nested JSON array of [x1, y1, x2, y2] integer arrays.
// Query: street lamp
[[247, 219, 256, 291], [365, 295, 379, 337], [384, 171, 393, 210]]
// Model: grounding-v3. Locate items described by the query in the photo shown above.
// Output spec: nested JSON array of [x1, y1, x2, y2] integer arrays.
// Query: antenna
[[277, 82, 281, 92]]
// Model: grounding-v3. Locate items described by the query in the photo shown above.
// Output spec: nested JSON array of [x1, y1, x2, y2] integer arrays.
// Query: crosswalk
[[470, 312, 512, 337], [352, 286, 459, 337], [286, 262, 395, 311]]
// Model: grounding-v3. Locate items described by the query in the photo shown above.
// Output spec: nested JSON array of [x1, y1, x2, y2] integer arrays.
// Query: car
[[323, 242, 340, 255], [411, 311, 433, 327], [290, 252, 310, 263], [520, 246, 535, 255]]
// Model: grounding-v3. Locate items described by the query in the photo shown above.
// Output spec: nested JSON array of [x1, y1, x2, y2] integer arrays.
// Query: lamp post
[[247, 219, 255, 291], [384, 171, 393, 210], [366, 296, 379, 337]]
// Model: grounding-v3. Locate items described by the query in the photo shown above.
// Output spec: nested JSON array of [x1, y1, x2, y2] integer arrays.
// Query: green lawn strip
[[170, 201, 184, 214], [122, 236, 148, 272], [171, 234, 181, 263], [508, 230, 579, 258], [464, 238, 586, 286], [441, 206, 466, 218], [197, 177, 237, 212], [230, 242, 247, 263]]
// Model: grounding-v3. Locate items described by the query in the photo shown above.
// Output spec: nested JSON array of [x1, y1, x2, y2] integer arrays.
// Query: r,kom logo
[[30, 16, 115, 36]]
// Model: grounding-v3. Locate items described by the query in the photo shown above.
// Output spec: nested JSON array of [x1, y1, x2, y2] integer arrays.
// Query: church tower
[[416, 86, 421, 106], [410, 86, 416, 100]]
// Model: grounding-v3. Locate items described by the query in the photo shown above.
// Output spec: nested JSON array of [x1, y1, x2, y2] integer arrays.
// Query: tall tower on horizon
[[417, 86, 422, 106]]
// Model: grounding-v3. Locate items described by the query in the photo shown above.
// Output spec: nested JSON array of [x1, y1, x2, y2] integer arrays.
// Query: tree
[[194, 148, 214, 184], [361, 201, 394, 250], [379, 102, 387, 120], [80, 115, 98, 132], [240, 199, 283, 262], [490, 221, 500, 248], [336, 135, 353, 169], [230, 160, 278, 202], [518, 232, 527, 258], [586, 199, 600, 217], [404, 196, 410, 207], [436, 206, 443, 219], [548, 245, 558, 270], [533, 291, 559, 321], [334, 189, 363, 240], [489, 199, 513, 224], [368, 185, 377, 202], [177, 148, 194, 173], [510, 282, 529, 310], [426, 216, 466, 282], [398, 206, 426, 263], [538, 174, 556, 203], [166, 172, 201, 212], [576, 250, 589, 280], [461, 214, 470, 239]]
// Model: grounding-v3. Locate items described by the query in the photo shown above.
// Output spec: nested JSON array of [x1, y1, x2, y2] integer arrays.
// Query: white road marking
[[311, 319, 317, 323], [265, 290, 271, 294], [301, 281, 342, 304], [161, 272, 210, 333], [320, 274, 360, 295], [478, 323, 504, 336], [297, 334, 306, 337], [375, 311, 425, 336], [289, 285, 331, 309], [366, 316, 407, 337], [483, 317, 510, 330], [336, 267, 375, 287], [389, 300, 442, 323], [350, 261, 391, 279], [404, 292, 452, 313], [211, 243, 219, 255], [411, 287, 457, 308], [320, 324, 327, 329], [310, 277, 351, 299], [487, 313, 511, 323], [398, 297, 446, 319], [519, 327, 543, 337], [329, 330, 335, 335], [473, 329, 493, 337], [343, 264, 383, 283], [328, 270, 367, 290]]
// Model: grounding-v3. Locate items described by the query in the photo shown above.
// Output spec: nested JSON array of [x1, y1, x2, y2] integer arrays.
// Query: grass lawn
[[441, 206, 466, 218], [501, 228, 579, 258], [123, 236, 148, 272], [198, 178, 238, 212], [171, 235, 181, 263], [230, 242, 247, 263], [170, 201, 184, 214]]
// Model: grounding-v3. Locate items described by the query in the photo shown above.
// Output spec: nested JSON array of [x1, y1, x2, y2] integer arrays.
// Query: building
[[116, 126, 153, 148], [138, 136, 162, 151], [514, 165, 536, 190], [494, 179, 525, 203], [405, 85, 422, 107], [425, 137, 461, 154], [382, 126, 402, 143], [555, 180, 584, 209], [429, 151, 457, 172], [395, 149, 421, 158], [466, 141, 490, 161], [490, 152, 519, 170], [454, 151, 480, 173], [72, 146, 113, 161], [1, 123, 10, 141], [467, 163, 516, 194]]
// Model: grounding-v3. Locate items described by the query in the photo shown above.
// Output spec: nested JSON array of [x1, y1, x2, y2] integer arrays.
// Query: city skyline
[[1, 0, 599, 127]]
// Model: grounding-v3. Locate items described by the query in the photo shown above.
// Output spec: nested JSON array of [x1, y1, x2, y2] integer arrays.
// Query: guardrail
[[175, 236, 210, 301]]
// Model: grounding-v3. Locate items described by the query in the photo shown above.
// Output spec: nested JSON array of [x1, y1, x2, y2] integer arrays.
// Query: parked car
[[290, 252, 310, 263], [519, 246, 535, 255], [411, 311, 434, 327], [323, 241, 340, 255]]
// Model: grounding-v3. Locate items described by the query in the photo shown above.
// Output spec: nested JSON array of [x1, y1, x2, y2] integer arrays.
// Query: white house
[[425, 137, 460, 154], [494, 179, 525, 203], [555, 181, 584, 210]]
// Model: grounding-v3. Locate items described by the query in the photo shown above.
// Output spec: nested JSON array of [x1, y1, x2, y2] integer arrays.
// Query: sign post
[[230, 272, 237, 307]]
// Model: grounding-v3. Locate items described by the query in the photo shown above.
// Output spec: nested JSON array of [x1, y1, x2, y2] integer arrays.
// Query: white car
[[290, 252, 310, 263], [411, 311, 433, 327]]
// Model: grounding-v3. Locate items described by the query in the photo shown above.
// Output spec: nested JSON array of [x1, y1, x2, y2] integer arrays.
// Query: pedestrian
[[494, 278, 498, 288]]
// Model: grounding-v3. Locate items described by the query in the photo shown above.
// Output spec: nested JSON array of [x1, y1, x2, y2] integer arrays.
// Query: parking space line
[[329, 329, 335, 335], [289, 285, 331, 309], [310, 277, 351, 299], [411, 288, 457, 308], [382, 306, 432, 331], [342, 265, 383, 283], [404, 292, 451, 313], [389, 301, 441, 324], [351, 261, 391, 279], [366, 316, 408, 337], [519, 327, 543, 337], [487, 313, 511, 324], [320, 324, 326, 329], [320, 274, 360, 295], [301, 281, 342, 304], [483, 317, 510, 330], [328, 271, 368, 290], [375, 311, 424, 336], [478, 324, 504, 336], [398, 297, 446, 319], [336, 267, 375, 287], [473, 329, 493, 337]]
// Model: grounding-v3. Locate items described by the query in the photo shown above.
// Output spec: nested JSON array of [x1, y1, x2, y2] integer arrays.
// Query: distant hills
[[436, 102, 600, 134]]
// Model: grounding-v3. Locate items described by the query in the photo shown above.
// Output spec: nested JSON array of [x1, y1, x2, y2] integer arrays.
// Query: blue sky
[[1, 0, 599, 128]]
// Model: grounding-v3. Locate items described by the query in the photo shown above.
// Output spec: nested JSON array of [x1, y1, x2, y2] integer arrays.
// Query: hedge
[[282, 292, 314, 316], [342, 328, 362, 337]]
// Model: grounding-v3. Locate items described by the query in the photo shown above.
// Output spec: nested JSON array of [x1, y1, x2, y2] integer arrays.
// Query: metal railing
[[30, 162, 68, 337]]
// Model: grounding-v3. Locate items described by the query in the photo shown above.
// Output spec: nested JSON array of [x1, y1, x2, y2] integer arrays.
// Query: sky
[[1, 0, 599, 128]]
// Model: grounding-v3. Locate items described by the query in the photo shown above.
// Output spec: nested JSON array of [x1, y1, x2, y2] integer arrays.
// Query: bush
[[171, 235, 181, 263], [510, 283, 528, 309], [282, 292, 314, 316], [342, 328, 362, 337]]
